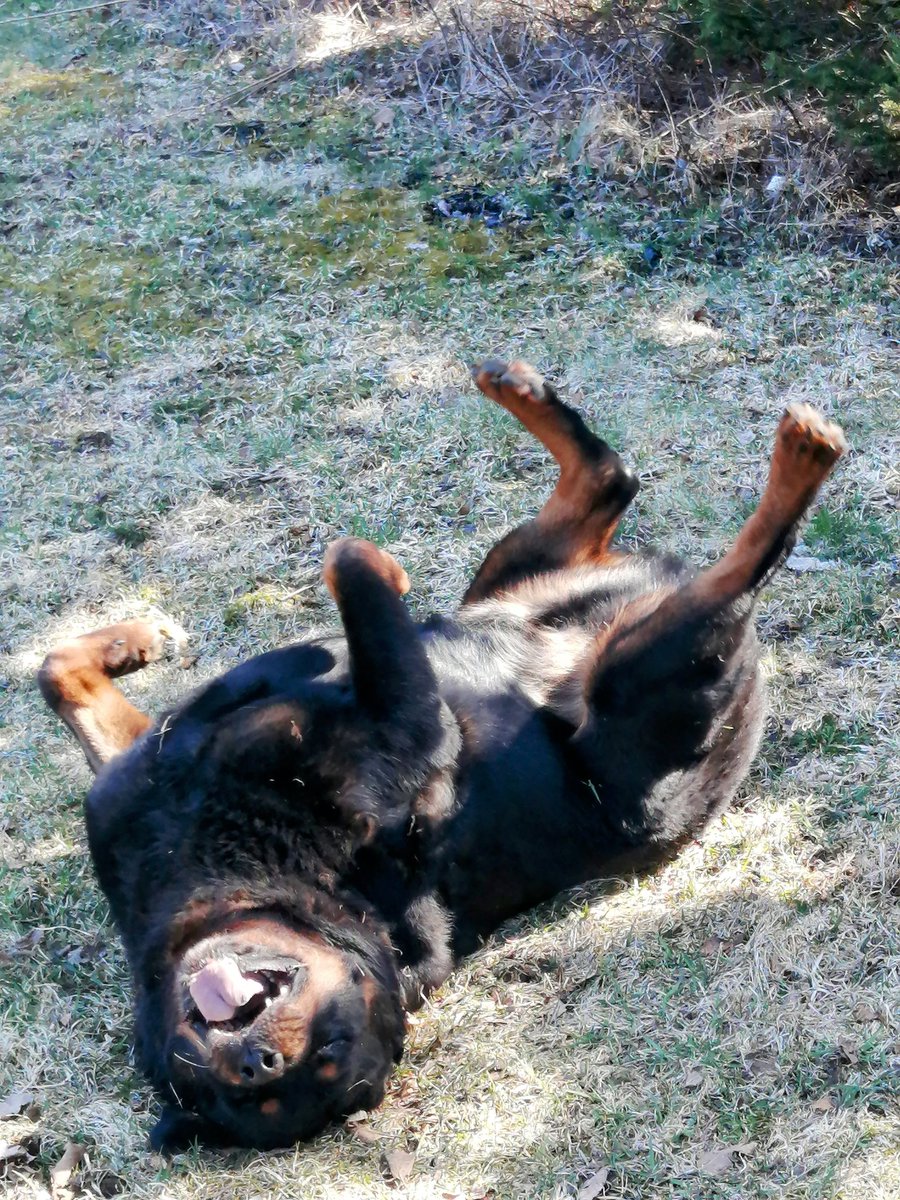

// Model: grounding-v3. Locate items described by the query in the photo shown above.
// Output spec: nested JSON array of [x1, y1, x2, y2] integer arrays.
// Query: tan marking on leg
[[38, 619, 182, 771], [695, 403, 847, 603], [323, 538, 410, 600]]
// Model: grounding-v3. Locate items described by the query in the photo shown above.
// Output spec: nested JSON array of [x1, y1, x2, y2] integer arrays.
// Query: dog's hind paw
[[778, 403, 848, 471], [471, 357, 548, 407]]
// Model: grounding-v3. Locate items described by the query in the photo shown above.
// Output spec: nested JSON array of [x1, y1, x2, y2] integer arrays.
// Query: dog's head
[[127, 540, 453, 1150], [148, 914, 405, 1150]]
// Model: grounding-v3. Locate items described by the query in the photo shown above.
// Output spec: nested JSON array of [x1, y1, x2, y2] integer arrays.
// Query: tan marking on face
[[259, 1098, 281, 1116], [228, 921, 352, 1062]]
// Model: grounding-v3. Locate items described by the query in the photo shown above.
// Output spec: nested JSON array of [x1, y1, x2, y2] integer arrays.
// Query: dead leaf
[[0, 928, 44, 962], [701, 930, 747, 955], [0, 1090, 33, 1119], [683, 1068, 705, 1088], [578, 1165, 610, 1198], [746, 1052, 779, 1078], [853, 1003, 879, 1022], [372, 105, 395, 130], [93, 1171, 126, 1198], [837, 1038, 859, 1065], [0, 1140, 29, 1165], [350, 1123, 381, 1145], [74, 430, 113, 453], [698, 1148, 734, 1176], [50, 1141, 85, 1199], [384, 1147, 416, 1183], [698, 1141, 756, 1175], [812, 1094, 837, 1113], [51, 1005, 72, 1028]]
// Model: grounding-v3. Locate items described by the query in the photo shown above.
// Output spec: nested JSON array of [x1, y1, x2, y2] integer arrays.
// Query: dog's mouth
[[181, 952, 303, 1033]]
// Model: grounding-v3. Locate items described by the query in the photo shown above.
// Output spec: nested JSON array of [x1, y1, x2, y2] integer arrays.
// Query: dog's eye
[[316, 1036, 351, 1063]]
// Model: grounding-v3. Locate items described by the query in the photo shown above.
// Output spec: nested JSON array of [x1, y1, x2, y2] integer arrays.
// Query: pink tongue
[[189, 958, 264, 1023]]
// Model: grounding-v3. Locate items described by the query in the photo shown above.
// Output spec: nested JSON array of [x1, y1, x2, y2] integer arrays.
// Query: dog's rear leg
[[38, 619, 184, 773], [463, 358, 639, 605], [575, 405, 847, 801]]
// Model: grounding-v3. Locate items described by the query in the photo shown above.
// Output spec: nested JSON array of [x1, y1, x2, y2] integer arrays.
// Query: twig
[[220, 60, 300, 107], [777, 94, 807, 133], [0, 0, 133, 25]]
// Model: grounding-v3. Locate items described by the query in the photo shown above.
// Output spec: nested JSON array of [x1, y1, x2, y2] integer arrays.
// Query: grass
[[1, 4, 898, 1199]]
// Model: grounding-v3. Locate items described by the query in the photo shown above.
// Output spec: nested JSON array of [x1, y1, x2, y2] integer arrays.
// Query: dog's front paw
[[777, 403, 848, 472], [99, 618, 187, 676], [323, 539, 410, 599]]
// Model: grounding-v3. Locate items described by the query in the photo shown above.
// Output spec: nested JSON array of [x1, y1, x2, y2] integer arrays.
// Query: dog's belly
[[414, 594, 763, 954]]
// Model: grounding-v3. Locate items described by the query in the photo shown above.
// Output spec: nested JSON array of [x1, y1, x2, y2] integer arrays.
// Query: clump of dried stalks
[[131, 0, 896, 239]]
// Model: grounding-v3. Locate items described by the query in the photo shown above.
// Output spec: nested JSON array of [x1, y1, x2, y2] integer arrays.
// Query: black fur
[[86, 550, 766, 1149]]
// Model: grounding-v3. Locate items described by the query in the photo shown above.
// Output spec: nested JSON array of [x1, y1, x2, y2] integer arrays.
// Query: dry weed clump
[[124, 0, 897, 241]]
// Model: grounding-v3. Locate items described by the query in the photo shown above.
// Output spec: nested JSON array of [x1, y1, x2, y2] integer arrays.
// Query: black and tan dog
[[38, 359, 846, 1150]]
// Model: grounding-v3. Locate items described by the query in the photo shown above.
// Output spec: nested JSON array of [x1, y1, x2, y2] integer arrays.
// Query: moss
[[273, 185, 563, 290], [222, 587, 295, 628]]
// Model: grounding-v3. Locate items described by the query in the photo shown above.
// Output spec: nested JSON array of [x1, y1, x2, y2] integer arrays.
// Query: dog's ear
[[150, 1106, 234, 1153], [323, 539, 442, 737]]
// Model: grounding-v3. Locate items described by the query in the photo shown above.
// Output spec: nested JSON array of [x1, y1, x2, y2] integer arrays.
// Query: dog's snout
[[238, 1045, 285, 1085]]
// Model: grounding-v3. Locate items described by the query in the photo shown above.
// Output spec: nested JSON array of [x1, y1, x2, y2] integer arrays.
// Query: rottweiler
[[38, 358, 847, 1150]]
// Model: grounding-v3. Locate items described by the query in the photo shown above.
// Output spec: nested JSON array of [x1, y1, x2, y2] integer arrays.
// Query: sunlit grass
[[0, 6, 897, 1199]]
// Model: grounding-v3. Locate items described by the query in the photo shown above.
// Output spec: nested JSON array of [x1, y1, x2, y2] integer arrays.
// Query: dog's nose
[[238, 1046, 285, 1084]]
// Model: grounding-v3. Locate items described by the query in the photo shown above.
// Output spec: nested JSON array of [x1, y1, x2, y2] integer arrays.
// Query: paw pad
[[779, 403, 848, 468]]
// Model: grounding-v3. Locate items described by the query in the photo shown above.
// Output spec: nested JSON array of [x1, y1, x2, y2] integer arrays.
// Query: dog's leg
[[575, 404, 847, 796], [38, 619, 183, 772], [463, 358, 639, 604], [689, 403, 849, 603], [323, 537, 445, 749]]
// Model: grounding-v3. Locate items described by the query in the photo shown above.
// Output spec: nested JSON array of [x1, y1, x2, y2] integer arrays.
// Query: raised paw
[[323, 538, 410, 601], [38, 617, 186, 712], [762, 403, 847, 519], [99, 618, 188, 676], [777, 403, 848, 471], [471, 357, 549, 409]]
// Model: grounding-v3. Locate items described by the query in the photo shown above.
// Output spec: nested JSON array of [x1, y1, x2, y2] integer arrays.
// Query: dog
[[38, 358, 847, 1151]]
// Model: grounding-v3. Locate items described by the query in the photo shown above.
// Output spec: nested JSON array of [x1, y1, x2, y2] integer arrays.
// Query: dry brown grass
[[121, 0, 899, 242], [1, 4, 898, 1199]]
